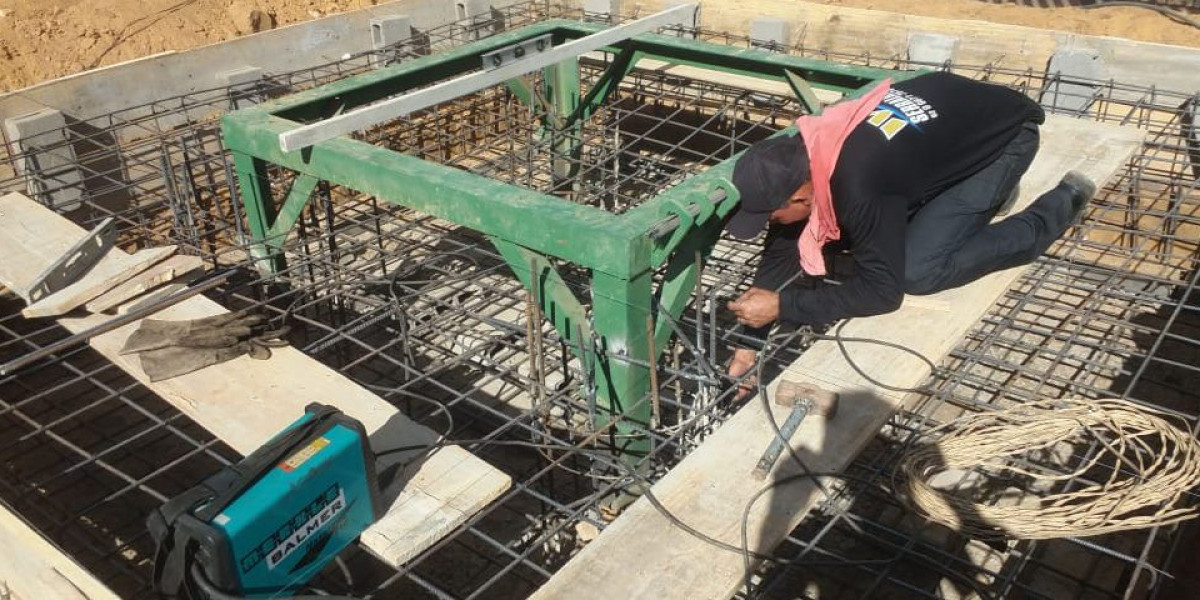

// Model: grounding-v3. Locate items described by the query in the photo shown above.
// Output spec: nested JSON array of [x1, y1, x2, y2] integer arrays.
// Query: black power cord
[[723, 322, 988, 598], [190, 563, 357, 600], [365, 308, 998, 599]]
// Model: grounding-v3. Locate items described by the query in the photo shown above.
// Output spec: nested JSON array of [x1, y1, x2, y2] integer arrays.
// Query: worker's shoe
[[1060, 170, 1097, 217]]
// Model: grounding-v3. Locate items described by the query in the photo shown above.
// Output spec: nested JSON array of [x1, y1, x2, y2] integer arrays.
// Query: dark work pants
[[904, 121, 1075, 295], [743, 121, 1077, 346]]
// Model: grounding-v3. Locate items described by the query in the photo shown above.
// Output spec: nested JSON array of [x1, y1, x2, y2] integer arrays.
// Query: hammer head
[[775, 380, 839, 419]]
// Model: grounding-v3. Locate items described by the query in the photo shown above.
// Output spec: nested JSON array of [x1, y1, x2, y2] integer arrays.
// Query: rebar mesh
[[0, 3, 1197, 599]]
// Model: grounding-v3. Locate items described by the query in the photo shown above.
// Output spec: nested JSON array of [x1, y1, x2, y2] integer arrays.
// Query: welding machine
[[148, 404, 381, 599]]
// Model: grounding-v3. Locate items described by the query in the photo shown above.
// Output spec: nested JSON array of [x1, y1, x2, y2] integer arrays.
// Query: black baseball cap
[[725, 134, 810, 240]]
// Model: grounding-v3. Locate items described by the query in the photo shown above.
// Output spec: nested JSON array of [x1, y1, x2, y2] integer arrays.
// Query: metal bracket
[[482, 33, 552, 71], [25, 217, 115, 303]]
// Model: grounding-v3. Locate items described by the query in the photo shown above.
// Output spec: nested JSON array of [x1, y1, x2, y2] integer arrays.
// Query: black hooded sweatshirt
[[751, 71, 1045, 330]]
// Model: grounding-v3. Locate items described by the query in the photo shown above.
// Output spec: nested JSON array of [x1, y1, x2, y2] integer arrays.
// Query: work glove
[[121, 312, 288, 382]]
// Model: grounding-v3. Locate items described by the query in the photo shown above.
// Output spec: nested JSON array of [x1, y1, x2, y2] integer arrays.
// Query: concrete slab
[[908, 32, 959, 68]]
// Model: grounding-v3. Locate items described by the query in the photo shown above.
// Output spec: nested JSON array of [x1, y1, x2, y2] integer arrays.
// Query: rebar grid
[[0, 4, 1198, 599], [354, 65, 795, 215]]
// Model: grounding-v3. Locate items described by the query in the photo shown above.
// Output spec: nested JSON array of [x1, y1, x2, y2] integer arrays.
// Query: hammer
[[752, 380, 839, 480]]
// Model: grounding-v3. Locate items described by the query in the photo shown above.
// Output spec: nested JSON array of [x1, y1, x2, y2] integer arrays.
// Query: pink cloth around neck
[[795, 80, 892, 276]]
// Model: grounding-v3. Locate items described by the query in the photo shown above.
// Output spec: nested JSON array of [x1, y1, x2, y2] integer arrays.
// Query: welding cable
[[384, 250, 484, 296], [359, 384, 456, 489], [189, 563, 358, 600], [742, 335, 819, 596], [725, 316, 944, 596], [734, 329, 927, 596], [809, 320, 939, 394], [369, 435, 999, 600]]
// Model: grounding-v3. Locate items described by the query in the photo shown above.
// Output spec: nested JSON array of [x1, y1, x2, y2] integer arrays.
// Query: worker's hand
[[727, 347, 758, 402], [727, 287, 780, 329]]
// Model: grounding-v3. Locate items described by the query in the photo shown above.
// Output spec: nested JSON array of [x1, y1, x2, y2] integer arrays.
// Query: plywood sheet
[[0, 193, 512, 568], [84, 254, 204, 313], [0, 504, 120, 600]]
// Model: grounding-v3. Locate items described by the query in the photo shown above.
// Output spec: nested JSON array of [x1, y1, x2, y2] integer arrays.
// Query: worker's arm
[[735, 222, 804, 348], [726, 222, 802, 400], [726, 194, 905, 400], [777, 191, 907, 325]]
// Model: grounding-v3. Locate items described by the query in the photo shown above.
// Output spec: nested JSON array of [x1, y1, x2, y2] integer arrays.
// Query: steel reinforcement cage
[[1, 2, 1198, 599], [220, 20, 918, 462]]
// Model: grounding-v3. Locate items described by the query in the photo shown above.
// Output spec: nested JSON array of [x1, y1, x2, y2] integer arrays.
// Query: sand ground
[[1, 0, 1199, 92]]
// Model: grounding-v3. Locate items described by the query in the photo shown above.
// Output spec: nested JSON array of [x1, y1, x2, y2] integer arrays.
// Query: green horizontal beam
[[556, 21, 917, 93], [254, 21, 569, 121], [221, 112, 644, 276]]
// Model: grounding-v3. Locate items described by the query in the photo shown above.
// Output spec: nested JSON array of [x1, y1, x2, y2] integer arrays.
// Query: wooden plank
[[0, 504, 120, 600], [116, 280, 190, 315], [0, 192, 81, 298], [0, 194, 512, 568], [532, 115, 1145, 600], [21, 246, 176, 318], [84, 254, 204, 313]]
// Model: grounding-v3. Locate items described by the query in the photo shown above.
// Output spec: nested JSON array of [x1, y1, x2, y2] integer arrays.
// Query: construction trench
[[0, 2, 1199, 599]]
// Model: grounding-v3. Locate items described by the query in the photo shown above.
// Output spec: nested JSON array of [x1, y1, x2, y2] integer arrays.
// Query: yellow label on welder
[[279, 437, 330, 473]]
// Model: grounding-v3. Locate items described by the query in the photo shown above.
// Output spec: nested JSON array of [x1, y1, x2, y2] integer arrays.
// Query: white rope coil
[[899, 398, 1200, 540]]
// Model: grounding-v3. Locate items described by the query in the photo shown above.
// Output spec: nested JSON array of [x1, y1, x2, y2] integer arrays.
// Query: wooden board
[[532, 115, 1145, 600], [0, 504, 120, 600], [20, 246, 176, 318], [0, 193, 512, 569], [117, 280, 190, 315], [84, 254, 204, 313], [0, 195, 83, 299]]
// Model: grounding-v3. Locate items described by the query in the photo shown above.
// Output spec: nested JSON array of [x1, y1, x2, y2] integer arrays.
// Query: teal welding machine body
[[149, 404, 381, 598]]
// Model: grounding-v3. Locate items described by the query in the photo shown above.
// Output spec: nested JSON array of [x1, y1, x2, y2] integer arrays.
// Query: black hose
[[190, 564, 359, 600]]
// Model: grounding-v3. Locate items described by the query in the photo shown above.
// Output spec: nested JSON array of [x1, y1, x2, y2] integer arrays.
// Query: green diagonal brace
[[562, 46, 639, 131], [505, 75, 558, 131], [504, 75, 536, 111], [266, 173, 320, 249], [491, 238, 589, 359], [652, 218, 724, 355], [784, 69, 825, 116]]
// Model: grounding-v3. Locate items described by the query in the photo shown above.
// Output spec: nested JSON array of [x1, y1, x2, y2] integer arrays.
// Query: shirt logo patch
[[867, 89, 940, 141]]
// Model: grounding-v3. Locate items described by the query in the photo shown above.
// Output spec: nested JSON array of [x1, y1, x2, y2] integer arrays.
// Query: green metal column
[[231, 151, 285, 275], [591, 270, 653, 459]]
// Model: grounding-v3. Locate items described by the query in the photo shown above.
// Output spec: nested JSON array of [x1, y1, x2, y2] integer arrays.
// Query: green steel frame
[[221, 20, 914, 460]]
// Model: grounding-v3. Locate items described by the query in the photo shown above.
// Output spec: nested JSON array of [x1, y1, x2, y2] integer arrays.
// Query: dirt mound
[[0, 0, 378, 92]]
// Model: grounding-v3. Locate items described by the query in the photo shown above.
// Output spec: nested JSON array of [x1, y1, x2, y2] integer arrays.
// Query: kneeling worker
[[724, 71, 1096, 384]]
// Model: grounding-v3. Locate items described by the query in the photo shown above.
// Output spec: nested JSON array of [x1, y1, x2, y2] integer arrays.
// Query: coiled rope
[[899, 398, 1200, 539]]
